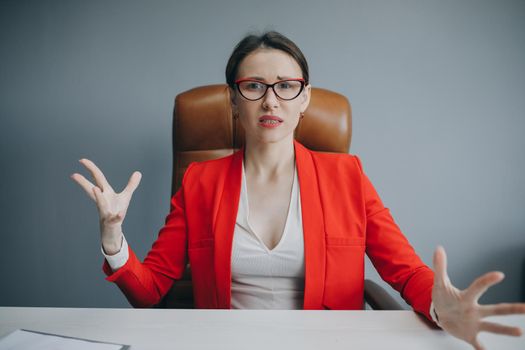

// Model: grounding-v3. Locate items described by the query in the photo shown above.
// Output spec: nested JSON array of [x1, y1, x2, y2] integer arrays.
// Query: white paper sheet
[[0, 329, 129, 350]]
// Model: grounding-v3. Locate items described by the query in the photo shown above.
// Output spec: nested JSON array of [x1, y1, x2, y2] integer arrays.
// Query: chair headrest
[[171, 84, 352, 194]]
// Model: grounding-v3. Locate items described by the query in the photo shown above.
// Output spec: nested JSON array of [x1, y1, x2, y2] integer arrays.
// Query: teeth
[[261, 120, 280, 124]]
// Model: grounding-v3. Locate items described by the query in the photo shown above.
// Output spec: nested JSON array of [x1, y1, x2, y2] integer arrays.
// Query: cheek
[[285, 102, 303, 118], [237, 105, 256, 122], [236, 104, 258, 129]]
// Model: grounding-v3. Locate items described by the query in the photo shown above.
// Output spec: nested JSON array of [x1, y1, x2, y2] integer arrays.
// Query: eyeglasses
[[234, 78, 306, 101]]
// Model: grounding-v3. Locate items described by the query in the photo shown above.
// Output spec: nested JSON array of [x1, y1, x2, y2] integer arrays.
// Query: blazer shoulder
[[186, 152, 236, 172], [307, 148, 365, 174], [182, 151, 239, 187]]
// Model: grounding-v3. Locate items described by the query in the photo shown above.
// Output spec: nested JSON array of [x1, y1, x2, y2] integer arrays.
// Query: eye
[[244, 81, 265, 91], [277, 81, 292, 89]]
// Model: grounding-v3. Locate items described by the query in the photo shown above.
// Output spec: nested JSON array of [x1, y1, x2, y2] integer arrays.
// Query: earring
[[300, 112, 305, 119]]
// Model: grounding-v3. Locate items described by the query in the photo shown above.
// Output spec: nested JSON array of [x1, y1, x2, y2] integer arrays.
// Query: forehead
[[237, 48, 302, 80]]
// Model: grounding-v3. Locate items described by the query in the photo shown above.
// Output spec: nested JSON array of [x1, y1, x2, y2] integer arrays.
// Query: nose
[[262, 86, 279, 110]]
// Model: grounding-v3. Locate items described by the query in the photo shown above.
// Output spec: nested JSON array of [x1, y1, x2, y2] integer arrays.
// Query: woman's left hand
[[432, 246, 525, 350]]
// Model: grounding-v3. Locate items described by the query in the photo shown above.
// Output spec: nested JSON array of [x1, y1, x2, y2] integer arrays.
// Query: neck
[[243, 138, 295, 180]]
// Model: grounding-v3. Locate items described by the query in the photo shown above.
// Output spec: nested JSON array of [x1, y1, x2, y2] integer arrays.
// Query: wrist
[[101, 235, 129, 271], [100, 221, 122, 237], [101, 232, 123, 256]]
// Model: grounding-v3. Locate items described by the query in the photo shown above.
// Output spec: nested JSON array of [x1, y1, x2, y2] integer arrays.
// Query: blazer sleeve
[[355, 156, 434, 320], [101, 163, 195, 308]]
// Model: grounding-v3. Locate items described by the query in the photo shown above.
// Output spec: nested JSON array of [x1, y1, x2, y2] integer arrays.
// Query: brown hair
[[225, 31, 309, 88]]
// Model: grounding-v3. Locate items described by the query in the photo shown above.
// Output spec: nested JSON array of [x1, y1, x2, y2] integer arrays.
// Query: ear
[[300, 84, 312, 114], [229, 86, 239, 114], [229, 86, 237, 106]]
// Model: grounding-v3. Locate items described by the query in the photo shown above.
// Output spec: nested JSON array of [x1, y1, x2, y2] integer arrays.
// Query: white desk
[[0, 307, 523, 349]]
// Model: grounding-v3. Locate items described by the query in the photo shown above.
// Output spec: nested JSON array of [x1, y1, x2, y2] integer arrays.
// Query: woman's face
[[231, 48, 311, 147]]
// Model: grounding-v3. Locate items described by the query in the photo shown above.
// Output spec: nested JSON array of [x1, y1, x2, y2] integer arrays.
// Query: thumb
[[123, 171, 142, 197], [433, 245, 449, 287]]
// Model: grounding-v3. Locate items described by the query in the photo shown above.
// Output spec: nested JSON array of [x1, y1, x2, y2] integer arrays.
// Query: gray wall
[[1, 0, 524, 308]]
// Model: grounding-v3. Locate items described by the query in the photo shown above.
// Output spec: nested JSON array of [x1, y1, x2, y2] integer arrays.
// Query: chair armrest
[[364, 279, 404, 310], [154, 266, 194, 309]]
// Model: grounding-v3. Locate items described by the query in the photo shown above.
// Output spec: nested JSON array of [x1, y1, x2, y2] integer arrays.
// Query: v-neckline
[[241, 161, 296, 253]]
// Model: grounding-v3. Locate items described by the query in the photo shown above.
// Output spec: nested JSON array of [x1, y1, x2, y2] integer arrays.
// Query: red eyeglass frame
[[234, 78, 306, 101]]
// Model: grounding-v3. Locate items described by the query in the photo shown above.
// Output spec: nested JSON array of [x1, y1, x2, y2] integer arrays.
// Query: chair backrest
[[158, 84, 352, 309], [171, 84, 352, 196]]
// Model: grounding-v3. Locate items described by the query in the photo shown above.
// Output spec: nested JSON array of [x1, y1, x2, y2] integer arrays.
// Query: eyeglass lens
[[237, 80, 304, 100]]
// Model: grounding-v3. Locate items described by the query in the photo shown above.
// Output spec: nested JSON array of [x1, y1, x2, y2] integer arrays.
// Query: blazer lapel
[[294, 141, 326, 309], [213, 148, 243, 308]]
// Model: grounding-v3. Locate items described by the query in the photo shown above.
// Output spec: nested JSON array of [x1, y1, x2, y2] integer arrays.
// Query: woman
[[71, 31, 525, 349]]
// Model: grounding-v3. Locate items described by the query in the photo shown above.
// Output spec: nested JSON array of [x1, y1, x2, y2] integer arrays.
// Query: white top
[[230, 162, 305, 309]]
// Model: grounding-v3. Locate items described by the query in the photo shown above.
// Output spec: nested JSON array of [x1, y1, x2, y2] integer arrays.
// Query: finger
[[92, 186, 108, 214], [479, 303, 525, 317], [480, 321, 523, 336], [464, 271, 505, 302], [79, 159, 114, 192], [432, 245, 449, 287], [121, 171, 142, 197], [70, 173, 96, 201], [471, 337, 485, 350]]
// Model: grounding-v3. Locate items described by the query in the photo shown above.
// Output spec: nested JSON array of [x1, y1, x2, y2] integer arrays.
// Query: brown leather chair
[[157, 84, 403, 310]]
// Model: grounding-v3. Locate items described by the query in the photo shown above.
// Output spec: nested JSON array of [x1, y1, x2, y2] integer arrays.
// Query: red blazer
[[104, 141, 434, 319]]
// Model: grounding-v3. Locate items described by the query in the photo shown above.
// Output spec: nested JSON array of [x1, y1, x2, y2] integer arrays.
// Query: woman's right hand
[[71, 159, 142, 255]]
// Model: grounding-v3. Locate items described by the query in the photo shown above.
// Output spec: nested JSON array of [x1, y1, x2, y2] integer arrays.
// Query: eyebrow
[[244, 75, 294, 81], [245, 76, 266, 81]]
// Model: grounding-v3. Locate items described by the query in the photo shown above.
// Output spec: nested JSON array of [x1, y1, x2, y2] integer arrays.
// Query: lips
[[258, 115, 283, 127]]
